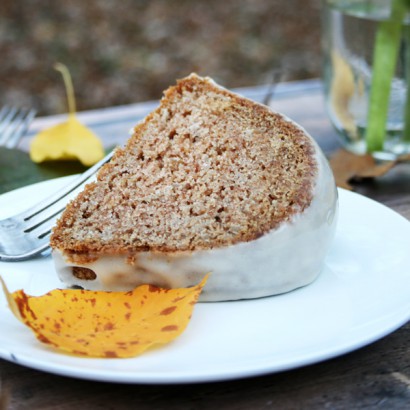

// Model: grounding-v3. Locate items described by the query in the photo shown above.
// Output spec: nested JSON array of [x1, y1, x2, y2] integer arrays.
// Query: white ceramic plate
[[0, 177, 409, 384]]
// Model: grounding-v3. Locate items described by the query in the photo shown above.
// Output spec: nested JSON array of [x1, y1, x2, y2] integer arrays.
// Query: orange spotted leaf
[[0, 275, 208, 358]]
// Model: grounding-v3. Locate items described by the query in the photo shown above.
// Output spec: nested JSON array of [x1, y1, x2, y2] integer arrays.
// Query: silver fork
[[0, 106, 36, 148], [0, 150, 114, 262]]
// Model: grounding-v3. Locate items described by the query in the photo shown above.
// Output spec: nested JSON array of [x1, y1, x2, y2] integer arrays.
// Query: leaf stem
[[54, 62, 76, 116]]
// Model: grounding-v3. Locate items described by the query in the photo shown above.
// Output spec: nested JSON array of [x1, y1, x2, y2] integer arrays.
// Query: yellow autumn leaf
[[30, 63, 104, 166], [0, 275, 208, 358]]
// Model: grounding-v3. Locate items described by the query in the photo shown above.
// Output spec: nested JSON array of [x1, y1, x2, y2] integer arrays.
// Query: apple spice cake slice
[[51, 74, 338, 301]]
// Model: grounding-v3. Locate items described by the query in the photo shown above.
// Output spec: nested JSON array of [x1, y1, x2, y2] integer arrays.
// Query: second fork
[[0, 106, 36, 149]]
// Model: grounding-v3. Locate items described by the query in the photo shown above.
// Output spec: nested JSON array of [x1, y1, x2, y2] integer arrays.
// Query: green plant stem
[[365, 0, 407, 152], [403, 25, 410, 141]]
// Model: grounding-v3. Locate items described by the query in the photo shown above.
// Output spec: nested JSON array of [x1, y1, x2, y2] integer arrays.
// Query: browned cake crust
[[50, 74, 317, 259]]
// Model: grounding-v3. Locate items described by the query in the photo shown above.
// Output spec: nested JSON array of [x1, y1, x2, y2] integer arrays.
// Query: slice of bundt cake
[[51, 74, 338, 301]]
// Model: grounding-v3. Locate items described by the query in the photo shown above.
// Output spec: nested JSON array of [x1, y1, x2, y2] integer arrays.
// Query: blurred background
[[0, 0, 322, 116]]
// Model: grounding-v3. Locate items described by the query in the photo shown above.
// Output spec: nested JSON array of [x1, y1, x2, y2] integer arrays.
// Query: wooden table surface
[[0, 80, 409, 409]]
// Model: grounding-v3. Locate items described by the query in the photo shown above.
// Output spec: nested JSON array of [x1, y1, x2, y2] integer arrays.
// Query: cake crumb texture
[[51, 74, 317, 256]]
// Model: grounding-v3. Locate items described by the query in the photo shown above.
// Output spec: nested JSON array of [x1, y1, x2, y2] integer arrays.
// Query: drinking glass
[[322, 0, 410, 160]]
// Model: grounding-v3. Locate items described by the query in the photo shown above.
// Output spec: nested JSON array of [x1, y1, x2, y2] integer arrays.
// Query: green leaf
[[0, 147, 87, 195]]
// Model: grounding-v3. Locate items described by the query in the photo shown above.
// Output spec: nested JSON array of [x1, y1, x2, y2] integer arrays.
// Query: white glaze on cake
[[53, 124, 338, 302]]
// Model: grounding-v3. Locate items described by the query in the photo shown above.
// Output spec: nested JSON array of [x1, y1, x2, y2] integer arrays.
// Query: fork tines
[[0, 106, 36, 149]]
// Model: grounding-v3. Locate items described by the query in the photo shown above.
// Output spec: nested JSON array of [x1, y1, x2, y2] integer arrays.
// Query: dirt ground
[[0, 0, 322, 115]]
